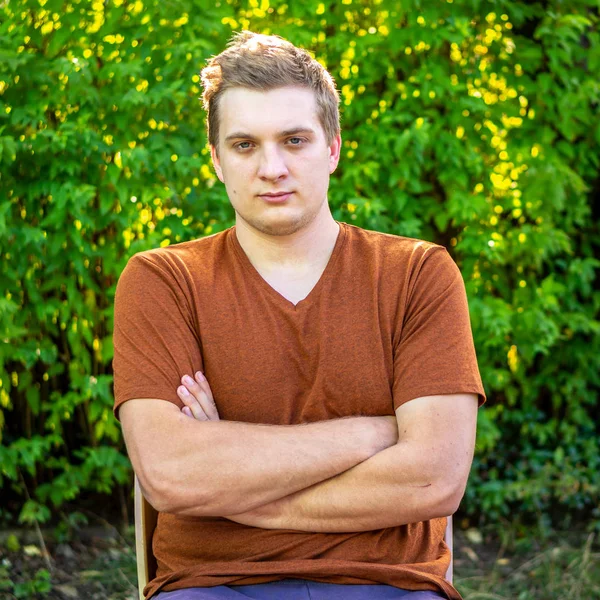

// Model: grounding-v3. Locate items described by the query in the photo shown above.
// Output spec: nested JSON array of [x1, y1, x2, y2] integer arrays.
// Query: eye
[[235, 141, 253, 150], [287, 137, 306, 146]]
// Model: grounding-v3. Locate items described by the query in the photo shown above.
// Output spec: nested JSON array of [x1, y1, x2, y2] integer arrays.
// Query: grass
[[455, 528, 600, 600]]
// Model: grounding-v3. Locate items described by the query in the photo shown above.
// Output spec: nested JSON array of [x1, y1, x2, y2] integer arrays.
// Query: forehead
[[218, 86, 322, 139]]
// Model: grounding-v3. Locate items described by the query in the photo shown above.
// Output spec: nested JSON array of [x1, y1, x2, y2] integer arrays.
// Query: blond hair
[[200, 31, 340, 150]]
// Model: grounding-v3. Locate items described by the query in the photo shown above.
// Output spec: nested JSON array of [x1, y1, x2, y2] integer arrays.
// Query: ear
[[210, 145, 225, 183], [328, 133, 342, 174]]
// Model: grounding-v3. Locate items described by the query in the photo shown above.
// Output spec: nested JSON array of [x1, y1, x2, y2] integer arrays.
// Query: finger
[[194, 372, 220, 420], [181, 373, 219, 421], [179, 373, 220, 421], [182, 406, 193, 418], [180, 374, 219, 421], [178, 385, 209, 421]]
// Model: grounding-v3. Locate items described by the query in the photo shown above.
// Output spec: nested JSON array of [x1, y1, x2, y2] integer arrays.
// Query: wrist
[[366, 416, 398, 456]]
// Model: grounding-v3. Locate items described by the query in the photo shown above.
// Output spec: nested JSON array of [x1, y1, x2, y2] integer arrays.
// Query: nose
[[257, 145, 289, 181]]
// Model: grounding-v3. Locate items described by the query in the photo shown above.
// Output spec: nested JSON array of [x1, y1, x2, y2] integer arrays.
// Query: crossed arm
[[120, 371, 478, 533]]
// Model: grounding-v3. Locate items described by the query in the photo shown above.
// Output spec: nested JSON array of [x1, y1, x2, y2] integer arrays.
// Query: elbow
[[143, 482, 177, 514], [137, 463, 213, 515], [145, 480, 215, 516], [136, 465, 175, 513], [164, 492, 252, 517], [139, 466, 246, 516], [436, 478, 467, 517]]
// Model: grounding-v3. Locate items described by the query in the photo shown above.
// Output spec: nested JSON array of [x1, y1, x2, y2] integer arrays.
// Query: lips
[[259, 192, 293, 203]]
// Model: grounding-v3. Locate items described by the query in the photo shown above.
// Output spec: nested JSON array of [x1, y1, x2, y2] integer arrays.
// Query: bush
[[0, 0, 598, 531]]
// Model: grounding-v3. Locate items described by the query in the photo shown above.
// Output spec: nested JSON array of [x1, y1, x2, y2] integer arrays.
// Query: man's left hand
[[176, 374, 287, 527], [177, 372, 220, 421]]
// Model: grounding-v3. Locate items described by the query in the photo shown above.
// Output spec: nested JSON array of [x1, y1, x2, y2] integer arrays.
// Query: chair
[[134, 475, 453, 598], [135, 475, 158, 600], [445, 514, 453, 583]]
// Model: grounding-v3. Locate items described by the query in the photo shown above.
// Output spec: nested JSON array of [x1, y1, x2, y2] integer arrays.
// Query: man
[[113, 31, 486, 600]]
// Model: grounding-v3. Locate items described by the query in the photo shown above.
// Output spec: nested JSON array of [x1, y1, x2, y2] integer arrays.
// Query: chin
[[255, 221, 306, 237], [241, 212, 316, 237]]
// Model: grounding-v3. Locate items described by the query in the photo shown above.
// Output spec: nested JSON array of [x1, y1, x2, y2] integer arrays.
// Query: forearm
[[224, 394, 478, 532], [124, 401, 398, 517], [225, 439, 458, 533]]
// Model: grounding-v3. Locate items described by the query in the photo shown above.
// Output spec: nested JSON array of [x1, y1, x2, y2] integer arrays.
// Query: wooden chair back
[[133, 475, 453, 597], [445, 514, 453, 583], [134, 475, 158, 600]]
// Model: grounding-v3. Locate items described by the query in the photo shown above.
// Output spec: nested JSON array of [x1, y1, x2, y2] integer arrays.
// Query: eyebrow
[[224, 127, 316, 143]]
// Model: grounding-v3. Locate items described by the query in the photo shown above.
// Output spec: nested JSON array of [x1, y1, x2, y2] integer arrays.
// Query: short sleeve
[[392, 246, 486, 411], [112, 252, 204, 419]]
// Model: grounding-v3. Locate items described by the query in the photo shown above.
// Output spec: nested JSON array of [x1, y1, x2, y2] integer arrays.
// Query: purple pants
[[153, 578, 447, 599]]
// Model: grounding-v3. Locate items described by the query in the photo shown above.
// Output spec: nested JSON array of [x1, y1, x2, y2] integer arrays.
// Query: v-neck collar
[[229, 221, 347, 311]]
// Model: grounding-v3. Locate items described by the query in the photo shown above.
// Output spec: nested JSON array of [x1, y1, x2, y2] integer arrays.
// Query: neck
[[234, 205, 340, 273]]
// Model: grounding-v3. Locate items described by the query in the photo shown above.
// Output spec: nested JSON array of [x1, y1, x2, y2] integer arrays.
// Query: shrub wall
[[0, 0, 598, 531]]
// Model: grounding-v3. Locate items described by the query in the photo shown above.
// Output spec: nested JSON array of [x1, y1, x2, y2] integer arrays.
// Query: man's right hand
[[122, 384, 398, 515]]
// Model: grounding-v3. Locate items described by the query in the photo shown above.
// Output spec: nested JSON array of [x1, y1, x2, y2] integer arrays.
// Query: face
[[211, 86, 341, 237]]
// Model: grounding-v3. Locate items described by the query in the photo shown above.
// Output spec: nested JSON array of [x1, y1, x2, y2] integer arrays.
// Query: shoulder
[[115, 229, 234, 304], [123, 228, 232, 276], [340, 222, 451, 269]]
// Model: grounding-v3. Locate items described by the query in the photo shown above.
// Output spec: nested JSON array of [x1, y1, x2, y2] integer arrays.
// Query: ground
[[1, 525, 599, 600]]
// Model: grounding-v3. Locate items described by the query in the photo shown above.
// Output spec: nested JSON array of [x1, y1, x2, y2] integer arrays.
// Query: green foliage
[[0, 0, 598, 532], [53, 511, 88, 544], [456, 531, 600, 600], [5, 534, 20, 553], [1, 568, 53, 599]]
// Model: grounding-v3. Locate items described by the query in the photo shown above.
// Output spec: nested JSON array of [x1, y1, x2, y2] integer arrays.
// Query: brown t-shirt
[[113, 221, 486, 600]]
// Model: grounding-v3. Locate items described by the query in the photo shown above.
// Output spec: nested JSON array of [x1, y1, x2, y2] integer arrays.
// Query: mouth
[[259, 192, 294, 203]]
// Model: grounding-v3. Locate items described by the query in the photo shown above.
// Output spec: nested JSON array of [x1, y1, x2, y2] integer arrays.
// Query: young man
[[113, 31, 486, 600]]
